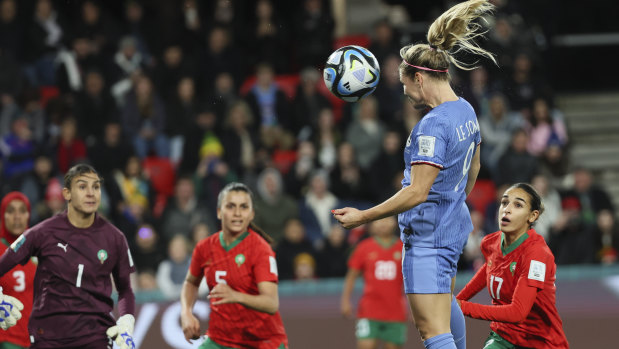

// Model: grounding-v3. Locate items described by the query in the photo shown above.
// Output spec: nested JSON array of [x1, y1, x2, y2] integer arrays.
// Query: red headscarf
[[0, 191, 31, 244]]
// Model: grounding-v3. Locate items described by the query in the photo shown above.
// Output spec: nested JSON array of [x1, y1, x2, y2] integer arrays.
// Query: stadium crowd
[[0, 0, 617, 298]]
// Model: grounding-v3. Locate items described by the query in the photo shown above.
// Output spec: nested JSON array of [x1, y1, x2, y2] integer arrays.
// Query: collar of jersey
[[373, 236, 397, 249], [219, 231, 250, 251], [500, 232, 529, 256]]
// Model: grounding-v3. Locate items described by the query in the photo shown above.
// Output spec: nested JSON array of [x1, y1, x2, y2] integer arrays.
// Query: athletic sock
[[451, 295, 466, 349], [423, 332, 456, 349]]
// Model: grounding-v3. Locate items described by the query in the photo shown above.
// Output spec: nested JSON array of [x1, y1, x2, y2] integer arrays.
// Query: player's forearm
[[460, 281, 537, 323], [341, 270, 358, 303], [456, 263, 487, 301], [116, 273, 136, 316], [236, 292, 279, 315], [181, 281, 199, 316], [363, 185, 426, 223], [465, 147, 481, 196]]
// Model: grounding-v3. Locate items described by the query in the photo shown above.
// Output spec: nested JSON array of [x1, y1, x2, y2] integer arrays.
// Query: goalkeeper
[[0, 164, 136, 349]]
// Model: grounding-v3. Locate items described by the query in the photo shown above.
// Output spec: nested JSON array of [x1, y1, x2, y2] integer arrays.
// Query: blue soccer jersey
[[400, 98, 481, 249]]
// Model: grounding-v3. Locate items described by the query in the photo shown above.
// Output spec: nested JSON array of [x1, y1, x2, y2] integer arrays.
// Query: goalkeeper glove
[[106, 314, 136, 349], [0, 287, 24, 331]]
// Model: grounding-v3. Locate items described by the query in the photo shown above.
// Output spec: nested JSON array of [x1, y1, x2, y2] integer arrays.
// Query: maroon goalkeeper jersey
[[190, 229, 288, 349], [0, 212, 136, 348]]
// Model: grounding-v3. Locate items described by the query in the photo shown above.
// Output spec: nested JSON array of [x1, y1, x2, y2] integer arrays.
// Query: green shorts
[[483, 331, 531, 349], [0, 343, 29, 349], [199, 337, 287, 349], [355, 318, 408, 345]]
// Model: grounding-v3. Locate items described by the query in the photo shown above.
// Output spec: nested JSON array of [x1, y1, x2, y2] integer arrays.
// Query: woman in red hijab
[[0, 192, 36, 349]]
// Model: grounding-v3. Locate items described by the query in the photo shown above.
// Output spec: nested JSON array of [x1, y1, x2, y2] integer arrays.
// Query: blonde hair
[[399, 0, 497, 80]]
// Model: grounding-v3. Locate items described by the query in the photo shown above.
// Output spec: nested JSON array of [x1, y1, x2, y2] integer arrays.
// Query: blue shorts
[[401, 239, 461, 294]]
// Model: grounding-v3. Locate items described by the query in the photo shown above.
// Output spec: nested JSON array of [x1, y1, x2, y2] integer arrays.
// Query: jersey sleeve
[[113, 232, 137, 278], [189, 241, 207, 279], [456, 263, 487, 301], [347, 242, 366, 271], [408, 114, 448, 169], [459, 275, 538, 323], [253, 243, 278, 284], [0, 227, 40, 276], [520, 246, 553, 290]]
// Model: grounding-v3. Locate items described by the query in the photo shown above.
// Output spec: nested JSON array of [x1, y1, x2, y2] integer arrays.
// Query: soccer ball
[[323, 45, 380, 102]]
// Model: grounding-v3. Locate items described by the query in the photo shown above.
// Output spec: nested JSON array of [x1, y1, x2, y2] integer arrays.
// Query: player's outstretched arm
[[333, 164, 439, 228], [465, 144, 481, 196], [108, 271, 136, 349], [209, 281, 279, 315], [180, 272, 202, 343], [0, 287, 24, 331]]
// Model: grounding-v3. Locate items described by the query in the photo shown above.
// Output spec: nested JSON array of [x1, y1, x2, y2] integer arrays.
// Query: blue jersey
[[400, 98, 480, 249]]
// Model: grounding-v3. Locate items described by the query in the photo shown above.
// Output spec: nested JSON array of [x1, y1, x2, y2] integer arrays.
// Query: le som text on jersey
[[456, 119, 480, 142]]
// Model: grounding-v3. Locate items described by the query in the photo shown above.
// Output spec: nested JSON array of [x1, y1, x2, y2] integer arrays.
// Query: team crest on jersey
[[393, 251, 401, 260], [509, 262, 517, 276], [487, 260, 492, 267], [369, 252, 377, 260], [97, 249, 108, 264], [10, 235, 26, 252], [235, 253, 246, 267], [406, 133, 412, 147]]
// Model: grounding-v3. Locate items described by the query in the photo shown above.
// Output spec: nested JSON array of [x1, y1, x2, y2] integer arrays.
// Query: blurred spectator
[[190, 222, 210, 247], [88, 121, 133, 180], [121, 0, 156, 64], [460, 210, 487, 271], [317, 223, 349, 278], [549, 195, 594, 265], [120, 74, 169, 158], [299, 169, 340, 245], [525, 97, 568, 156], [179, 109, 219, 174], [254, 167, 299, 244], [55, 35, 104, 94], [154, 45, 193, 104], [35, 177, 64, 222], [165, 76, 199, 167], [311, 108, 340, 171], [373, 54, 405, 126], [0, 93, 45, 144], [345, 96, 385, 170], [329, 142, 369, 202], [478, 93, 524, 175], [206, 72, 238, 127], [367, 129, 404, 203], [136, 269, 158, 291], [55, 116, 87, 174], [132, 223, 166, 273], [0, 116, 37, 181], [593, 210, 619, 265], [160, 176, 215, 243], [459, 66, 492, 116], [294, 0, 334, 69], [504, 52, 548, 116], [111, 155, 152, 225], [293, 252, 317, 281], [0, 51, 26, 98], [110, 36, 145, 104], [561, 167, 614, 228], [275, 218, 316, 280], [201, 26, 240, 89], [72, 0, 119, 56], [24, 0, 66, 86], [177, 0, 206, 58], [156, 234, 191, 299], [483, 183, 511, 235], [245, 0, 289, 74], [220, 100, 259, 179], [285, 140, 319, 199], [19, 154, 56, 222], [292, 67, 331, 136], [530, 173, 563, 241], [495, 129, 538, 186], [245, 62, 291, 134], [368, 19, 401, 65], [0, 0, 24, 60], [538, 142, 569, 188], [73, 71, 117, 143]]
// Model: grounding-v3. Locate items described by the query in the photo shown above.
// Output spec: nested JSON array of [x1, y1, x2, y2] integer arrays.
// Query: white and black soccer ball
[[323, 45, 380, 102]]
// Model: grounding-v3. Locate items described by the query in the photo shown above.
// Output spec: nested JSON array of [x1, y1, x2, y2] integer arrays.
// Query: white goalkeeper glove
[[0, 287, 24, 331], [106, 314, 136, 349]]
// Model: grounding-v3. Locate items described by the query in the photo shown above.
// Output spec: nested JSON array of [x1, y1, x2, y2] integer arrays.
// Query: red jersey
[[457, 229, 569, 348], [348, 237, 408, 322], [0, 239, 36, 348], [189, 230, 288, 349]]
